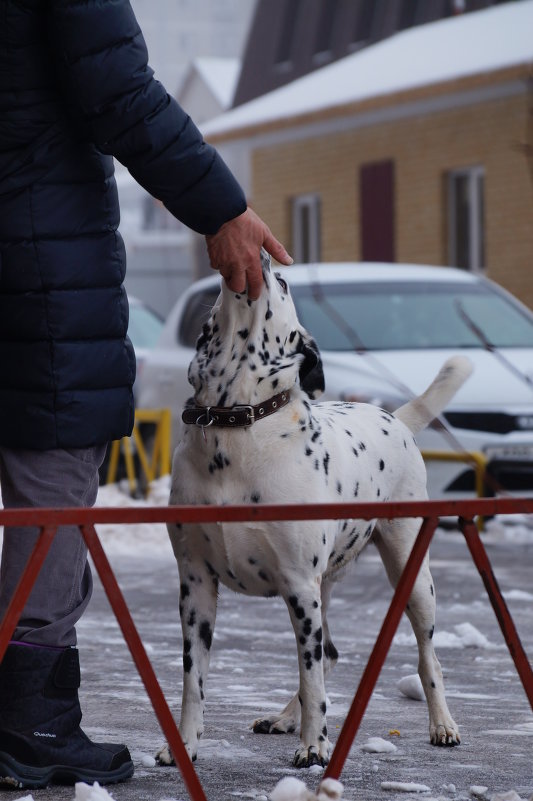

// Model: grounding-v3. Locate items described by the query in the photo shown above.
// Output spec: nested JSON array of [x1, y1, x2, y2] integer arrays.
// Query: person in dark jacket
[[0, 0, 291, 789]]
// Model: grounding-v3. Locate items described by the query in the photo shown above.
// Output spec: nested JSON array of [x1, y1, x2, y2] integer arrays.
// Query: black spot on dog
[[429, 625, 435, 639], [312, 555, 319, 567], [251, 492, 261, 503], [314, 644, 322, 661], [430, 584, 434, 596], [204, 560, 218, 578], [187, 610, 196, 627], [247, 344, 255, 353], [258, 569, 269, 581], [324, 641, 338, 661], [248, 557, 257, 565], [299, 635, 307, 645], [382, 428, 389, 436], [238, 328, 249, 339], [379, 459, 385, 471], [431, 680, 436, 688], [199, 621, 213, 650], [305, 446, 313, 457], [323, 453, 330, 475], [336, 480, 342, 494], [180, 583, 190, 600], [183, 654, 193, 673], [320, 701, 327, 714], [314, 628, 323, 643]]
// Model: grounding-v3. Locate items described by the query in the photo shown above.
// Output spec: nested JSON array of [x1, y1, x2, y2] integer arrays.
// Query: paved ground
[[7, 524, 533, 801]]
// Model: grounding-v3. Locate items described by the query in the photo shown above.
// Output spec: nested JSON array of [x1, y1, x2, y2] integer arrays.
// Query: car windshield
[[128, 303, 164, 350], [291, 281, 533, 352]]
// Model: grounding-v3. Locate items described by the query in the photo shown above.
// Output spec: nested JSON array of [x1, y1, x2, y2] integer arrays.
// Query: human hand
[[205, 207, 292, 300]]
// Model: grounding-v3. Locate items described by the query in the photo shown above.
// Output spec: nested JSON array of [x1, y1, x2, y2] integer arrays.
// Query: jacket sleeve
[[47, 0, 246, 235]]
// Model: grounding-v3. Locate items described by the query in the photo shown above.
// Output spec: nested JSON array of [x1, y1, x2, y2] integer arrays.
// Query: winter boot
[[0, 642, 134, 789]]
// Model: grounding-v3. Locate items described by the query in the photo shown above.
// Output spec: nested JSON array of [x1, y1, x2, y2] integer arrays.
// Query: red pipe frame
[[0, 498, 532, 800]]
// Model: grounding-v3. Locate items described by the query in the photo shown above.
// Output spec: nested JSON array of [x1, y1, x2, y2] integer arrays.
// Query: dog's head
[[188, 250, 325, 406]]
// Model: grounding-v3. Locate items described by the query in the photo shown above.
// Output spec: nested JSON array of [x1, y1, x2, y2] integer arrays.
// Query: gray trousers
[[0, 446, 106, 647]]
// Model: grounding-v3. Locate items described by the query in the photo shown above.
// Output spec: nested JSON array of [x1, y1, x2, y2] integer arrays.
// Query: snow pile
[[270, 776, 343, 801], [14, 783, 117, 801], [361, 736, 398, 754], [394, 621, 499, 650], [380, 781, 431, 793], [397, 673, 425, 701]]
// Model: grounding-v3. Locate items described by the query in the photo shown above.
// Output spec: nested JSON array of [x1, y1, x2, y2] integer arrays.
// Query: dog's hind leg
[[252, 577, 338, 742], [373, 520, 460, 747], [156, 545, 219, 765]]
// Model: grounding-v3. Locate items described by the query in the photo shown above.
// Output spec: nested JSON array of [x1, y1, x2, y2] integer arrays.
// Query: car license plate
[[484, 444, 533, 462]]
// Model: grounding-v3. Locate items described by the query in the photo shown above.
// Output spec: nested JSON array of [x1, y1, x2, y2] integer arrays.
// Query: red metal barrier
[[1, 498, 532, 800]]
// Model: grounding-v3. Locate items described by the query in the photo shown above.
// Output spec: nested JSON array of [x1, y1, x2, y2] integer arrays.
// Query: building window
[[292, 194, 321, 263], [275, 0, 303, 66], [448, 167, 485, 271], [398, 0, 420, 30], [313, 0, 338, 64], [360, 160, 395, 262], [351, 0, 377, 46]]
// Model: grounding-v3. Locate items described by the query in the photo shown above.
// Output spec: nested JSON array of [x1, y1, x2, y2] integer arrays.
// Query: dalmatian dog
[[158, 251, 470, 769]]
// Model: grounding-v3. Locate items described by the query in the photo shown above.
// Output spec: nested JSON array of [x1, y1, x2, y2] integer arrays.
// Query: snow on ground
[[3, 482, 533, 800]]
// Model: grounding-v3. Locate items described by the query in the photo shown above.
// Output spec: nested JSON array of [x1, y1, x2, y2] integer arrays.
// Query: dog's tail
[[394, 356, 473, 435]]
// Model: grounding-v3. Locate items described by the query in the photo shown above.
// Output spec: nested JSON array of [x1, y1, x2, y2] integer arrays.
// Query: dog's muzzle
[[182, 390, 291, 429]]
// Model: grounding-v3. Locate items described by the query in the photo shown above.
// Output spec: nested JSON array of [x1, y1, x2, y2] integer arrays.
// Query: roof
[[203, 1, 533, 138], [189, 57, 241, 109]]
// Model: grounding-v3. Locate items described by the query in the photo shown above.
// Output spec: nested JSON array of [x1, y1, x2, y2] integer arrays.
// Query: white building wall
[[118, 0, 257, 316]]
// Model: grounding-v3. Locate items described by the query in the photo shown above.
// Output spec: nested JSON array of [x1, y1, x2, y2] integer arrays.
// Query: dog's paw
[[430, 721, 461, 747], [252, 715, 297, 735], [155, 741, 198, 765], [293, 743, 330, 769], [155, 743, 176, 766]]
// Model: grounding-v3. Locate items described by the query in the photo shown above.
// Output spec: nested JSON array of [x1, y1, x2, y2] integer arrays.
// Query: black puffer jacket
[[0, 0, 246, 449]]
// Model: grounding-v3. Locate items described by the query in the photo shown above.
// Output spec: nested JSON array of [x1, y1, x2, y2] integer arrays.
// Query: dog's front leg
[[285, 583, 330, 768], [157, 557, 218, 765]]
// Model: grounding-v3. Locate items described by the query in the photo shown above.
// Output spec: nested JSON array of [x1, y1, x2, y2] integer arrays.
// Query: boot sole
[[0, 751, 134, 789]]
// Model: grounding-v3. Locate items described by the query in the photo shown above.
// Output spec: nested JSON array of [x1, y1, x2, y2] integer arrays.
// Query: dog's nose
[[260, 248, 271, 282]]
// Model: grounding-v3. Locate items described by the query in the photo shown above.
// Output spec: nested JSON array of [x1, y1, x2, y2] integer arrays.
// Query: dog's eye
[[275, 273, 288, 293]]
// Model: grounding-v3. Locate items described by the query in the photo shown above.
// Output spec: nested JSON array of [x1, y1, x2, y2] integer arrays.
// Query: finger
[[262, 229, 293, 266], [223, 266, 246, 295], [246, 254, 263, 301]]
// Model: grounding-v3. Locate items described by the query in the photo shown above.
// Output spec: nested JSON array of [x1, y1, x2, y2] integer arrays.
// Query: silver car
[[136, 263, 533, 499]]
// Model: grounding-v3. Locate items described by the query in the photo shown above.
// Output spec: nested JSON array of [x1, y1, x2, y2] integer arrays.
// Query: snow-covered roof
[[191, 56, 241, 110], [204, 1, 533, 138]]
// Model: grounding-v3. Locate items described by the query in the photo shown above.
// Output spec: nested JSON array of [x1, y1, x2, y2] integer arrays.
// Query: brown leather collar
[[182, 390, 291, 429]]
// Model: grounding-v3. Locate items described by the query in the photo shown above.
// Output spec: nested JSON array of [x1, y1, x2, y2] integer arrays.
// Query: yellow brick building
[[204, 3, 533, 309]]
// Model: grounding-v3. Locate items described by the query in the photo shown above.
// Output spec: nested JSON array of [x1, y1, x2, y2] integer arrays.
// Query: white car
[[136, 263, 533, 499]]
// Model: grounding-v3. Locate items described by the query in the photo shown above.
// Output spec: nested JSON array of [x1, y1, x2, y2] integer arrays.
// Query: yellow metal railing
[[421, 449, 489, 528], [106, 408, 172, 494]]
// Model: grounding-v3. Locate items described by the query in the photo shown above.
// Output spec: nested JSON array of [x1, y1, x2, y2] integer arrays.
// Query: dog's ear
[[298, 334, 325, 399]]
